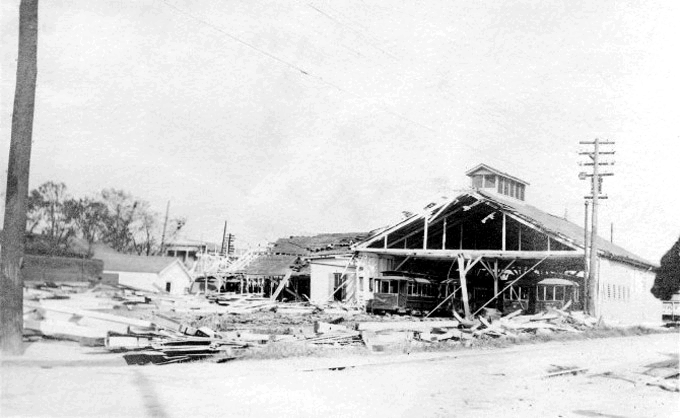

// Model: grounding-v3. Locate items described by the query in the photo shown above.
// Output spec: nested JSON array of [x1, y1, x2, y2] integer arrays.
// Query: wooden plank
[[270, 270, 293, 301], [442, 217, 447, 249], [423, 214, 429, 249], [503, 309, 523, 319], [358, 248, 582, 260], [357, 320, 459, 332], [24, 301, 154, 329], [24, 319, 107, 340], [457, 256, 471, 320]]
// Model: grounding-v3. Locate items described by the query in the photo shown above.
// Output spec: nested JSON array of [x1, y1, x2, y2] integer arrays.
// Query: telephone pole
[[579, 138, 615, 317], [159, 200, 170, 256], [220, 221, 228, 256], [1, 0, 39, 354]]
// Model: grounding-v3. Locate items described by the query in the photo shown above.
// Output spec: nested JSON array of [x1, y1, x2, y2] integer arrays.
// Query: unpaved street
[[2, 333, 678, 417]]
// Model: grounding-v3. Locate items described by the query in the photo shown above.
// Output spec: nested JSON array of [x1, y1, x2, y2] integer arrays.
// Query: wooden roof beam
[[357, 248, 583, 260]]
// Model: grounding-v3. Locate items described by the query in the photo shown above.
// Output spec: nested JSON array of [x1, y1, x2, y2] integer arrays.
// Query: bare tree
[[99, 188, 140, 253], [64, 197, 108, 256], [26, 181, 74, 251]]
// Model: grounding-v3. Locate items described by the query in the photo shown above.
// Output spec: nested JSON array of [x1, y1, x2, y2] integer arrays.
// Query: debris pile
[[22, 282, 627, 365]]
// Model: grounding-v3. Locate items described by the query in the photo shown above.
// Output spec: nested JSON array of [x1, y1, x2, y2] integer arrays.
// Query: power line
[[157, 1, 574, 179]]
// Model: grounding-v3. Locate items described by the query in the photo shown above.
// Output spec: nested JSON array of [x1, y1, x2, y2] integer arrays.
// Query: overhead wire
[[157, 1, 585, 183]]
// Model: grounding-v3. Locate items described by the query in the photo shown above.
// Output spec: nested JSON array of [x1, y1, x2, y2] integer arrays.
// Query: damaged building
[[309, 164, 661, 325]]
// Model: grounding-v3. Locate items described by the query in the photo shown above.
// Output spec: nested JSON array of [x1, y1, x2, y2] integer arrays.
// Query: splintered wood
[[22, 281, 608, 365]]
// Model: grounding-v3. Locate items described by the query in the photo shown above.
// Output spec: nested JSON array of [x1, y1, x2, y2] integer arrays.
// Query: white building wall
[[159, 262, 192, 295], [309, 259, 356, 304], [356, 253, 395, 302], [113, 271, 161, 293], [108, 262, 191, 295], [597, 257, 661, 325]]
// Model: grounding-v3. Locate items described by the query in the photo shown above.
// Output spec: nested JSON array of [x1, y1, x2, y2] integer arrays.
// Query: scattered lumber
[[314, 321, 350, 334], [357, 320, 460, 332]]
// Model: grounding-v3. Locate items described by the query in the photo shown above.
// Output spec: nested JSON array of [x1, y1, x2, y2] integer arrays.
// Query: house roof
[[271, 232, 368, 256], [355, 190, 655, 269], [237, 254, 301, 276], [465, 163, 530, 185], [93, 246, 181, 274], [476, 190, 654, 268]]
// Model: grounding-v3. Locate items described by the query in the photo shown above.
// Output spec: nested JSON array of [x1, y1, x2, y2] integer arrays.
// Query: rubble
[[22, 281, 639, 365]]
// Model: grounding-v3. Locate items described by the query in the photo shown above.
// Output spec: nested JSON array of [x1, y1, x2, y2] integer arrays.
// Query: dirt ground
[[1, 333, 678, 417]]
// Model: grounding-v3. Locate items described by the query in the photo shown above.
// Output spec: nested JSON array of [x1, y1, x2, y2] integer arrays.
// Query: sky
[[1, 0, 679, 263]]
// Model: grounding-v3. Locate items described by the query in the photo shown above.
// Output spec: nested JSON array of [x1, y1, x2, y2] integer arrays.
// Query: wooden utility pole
[[579, 138, 615, 317], [1, 0, 39, 354], [583, 200, 589, 313], [159, 200, 170, 255], [220, 220, 228, 256]]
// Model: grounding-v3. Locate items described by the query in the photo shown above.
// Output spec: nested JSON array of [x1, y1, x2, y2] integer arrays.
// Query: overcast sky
[[2, 0, 679, 263]]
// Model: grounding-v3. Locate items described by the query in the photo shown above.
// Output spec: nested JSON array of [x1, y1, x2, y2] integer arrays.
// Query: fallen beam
[[24, 301, 154, 329], [357, 320, 459, 332]]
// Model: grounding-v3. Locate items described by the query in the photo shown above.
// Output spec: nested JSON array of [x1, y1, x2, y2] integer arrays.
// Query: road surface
[[2, 333, 678, 417]]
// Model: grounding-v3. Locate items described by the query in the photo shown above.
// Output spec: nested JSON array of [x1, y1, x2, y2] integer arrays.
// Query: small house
[[94, 247, 192, 295]]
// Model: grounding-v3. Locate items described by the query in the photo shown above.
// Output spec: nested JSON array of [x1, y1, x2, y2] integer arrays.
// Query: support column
[[493, 260, 500, 311], [442, 217, 447, 249], [457, 255, 471, 319], [423, 218, 428, 249], [518, 227, 522, 250], [502, 213, 507, 251]]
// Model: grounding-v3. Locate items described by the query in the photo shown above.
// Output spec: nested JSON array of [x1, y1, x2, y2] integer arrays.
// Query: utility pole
[[220, 221, 228, 256], [579, 138, 615, 317], [159, 200, 170, 256], [1, 0, 39, 354], [583, 200, 589, 312]]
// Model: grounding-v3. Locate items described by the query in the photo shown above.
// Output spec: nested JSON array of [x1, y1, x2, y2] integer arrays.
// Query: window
[[407, 282, 415, 295], [484, 175, 496, 188], [472, 175, 483, 188], [510, 182, 516, 198], [376, 279, 398, 294], [165, 282, 172, 292], [504, 180, 510, 195], [518, 185, 525, 201], [498, 178, 504, 194], [359, 277, 364, 292], [537, 285, 568, 301], [369, 278, 374, 292]]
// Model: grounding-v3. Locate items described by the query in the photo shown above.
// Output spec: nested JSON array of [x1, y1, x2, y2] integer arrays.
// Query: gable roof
[[355, 190, 655, 269], [476, 190, 653, 268], [465, 163, 530, 185]]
